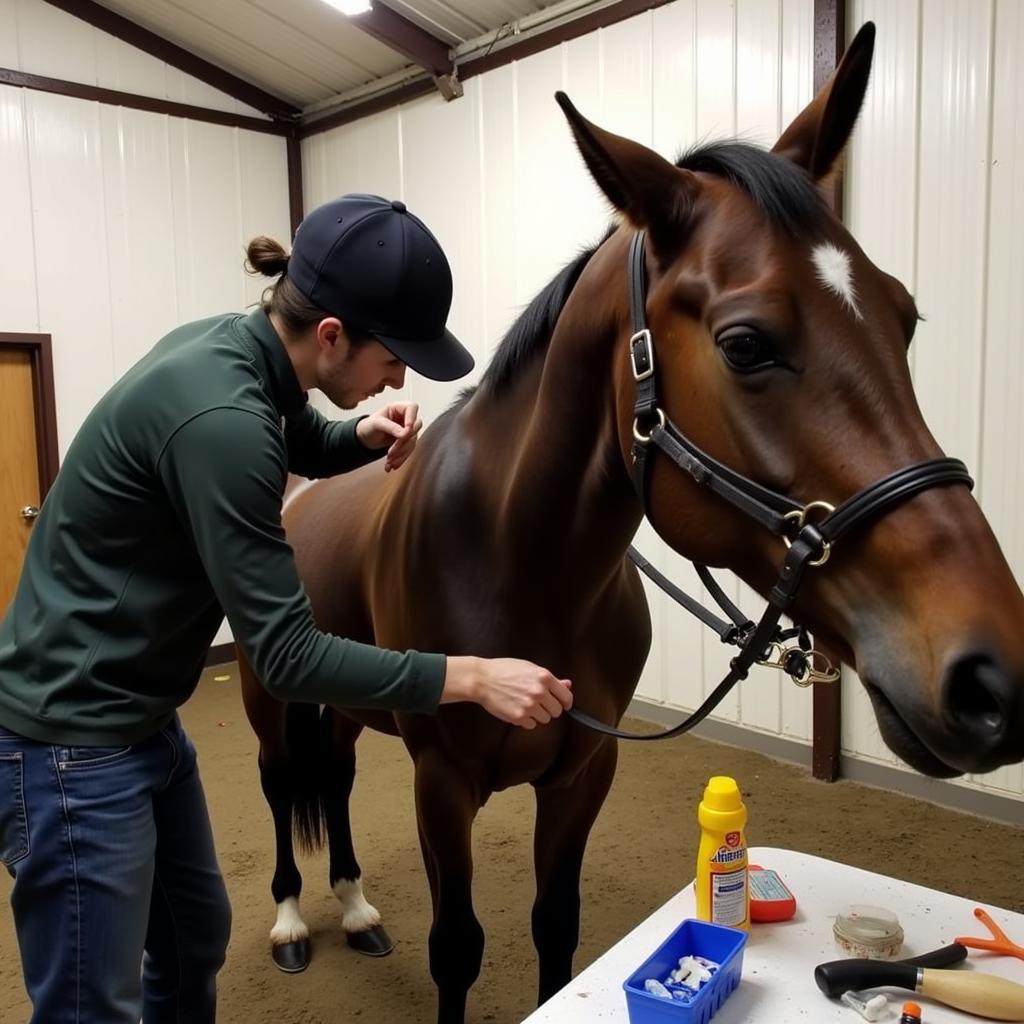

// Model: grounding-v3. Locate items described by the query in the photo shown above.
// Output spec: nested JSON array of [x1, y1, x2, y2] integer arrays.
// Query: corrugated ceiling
[[90, 0, 595, 110]]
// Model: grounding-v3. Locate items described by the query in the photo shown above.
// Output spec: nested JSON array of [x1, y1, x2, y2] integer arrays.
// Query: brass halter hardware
[[755, 642, 841, 686], [783, 500, 836, 566]]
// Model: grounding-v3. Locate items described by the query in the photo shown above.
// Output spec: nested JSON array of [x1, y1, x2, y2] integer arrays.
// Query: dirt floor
[[1, 665, 1022, 1023]]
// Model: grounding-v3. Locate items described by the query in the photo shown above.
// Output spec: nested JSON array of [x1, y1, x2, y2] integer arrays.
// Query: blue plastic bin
[[622, 919, 747, 1024]]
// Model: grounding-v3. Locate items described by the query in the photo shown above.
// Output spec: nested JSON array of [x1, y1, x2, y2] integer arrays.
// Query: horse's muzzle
[[940, 650, 1024, 773]]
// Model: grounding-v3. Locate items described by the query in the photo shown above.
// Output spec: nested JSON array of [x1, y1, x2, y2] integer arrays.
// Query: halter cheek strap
[[567, 231, 973, 742]]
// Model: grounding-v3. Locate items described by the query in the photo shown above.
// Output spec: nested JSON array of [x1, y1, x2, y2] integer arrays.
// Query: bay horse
[[239, 22, 1024, 1023]]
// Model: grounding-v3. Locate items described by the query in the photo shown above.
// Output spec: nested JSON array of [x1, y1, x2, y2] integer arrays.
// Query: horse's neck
[[464, 278, 640, 581]]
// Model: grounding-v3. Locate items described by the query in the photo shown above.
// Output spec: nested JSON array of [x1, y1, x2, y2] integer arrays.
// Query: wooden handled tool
[[815, 947, 1024, 1021], [919, 969, 1024, 1020]]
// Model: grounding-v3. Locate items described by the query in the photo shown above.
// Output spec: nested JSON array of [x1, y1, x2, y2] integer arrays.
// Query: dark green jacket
[[0, 309, 446, 745]]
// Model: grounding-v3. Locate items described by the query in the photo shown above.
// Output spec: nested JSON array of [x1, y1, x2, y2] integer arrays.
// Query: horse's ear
[[771, 21, 875, 181], [555, 91, 696, 251]]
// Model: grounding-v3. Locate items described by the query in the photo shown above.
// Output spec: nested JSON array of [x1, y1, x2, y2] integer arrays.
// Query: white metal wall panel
[[26, 91, 117, 446], [0, 88, 40, 331], [1, 1, 290, 647], [401, 83, 486, 420], [652, 1, 696, 159], [982, 0, 1024, 817], [7, 0, 268, 117], [100, 105, 179, 378], [477, 64, 521, 381], [847, 0, 1024, 802], [914, 0, 992, 471], [843, 0, 920, 770]]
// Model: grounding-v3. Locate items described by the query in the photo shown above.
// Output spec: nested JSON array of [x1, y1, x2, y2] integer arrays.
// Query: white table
[[523, 847, 1024, 1023]]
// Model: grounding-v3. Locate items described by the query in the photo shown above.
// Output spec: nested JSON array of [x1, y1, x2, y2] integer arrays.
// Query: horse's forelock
[[676, 141, 828, 236]]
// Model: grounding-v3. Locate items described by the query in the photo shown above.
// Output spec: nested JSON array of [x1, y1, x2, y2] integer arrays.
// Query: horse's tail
[[286, 701, 327, 853]]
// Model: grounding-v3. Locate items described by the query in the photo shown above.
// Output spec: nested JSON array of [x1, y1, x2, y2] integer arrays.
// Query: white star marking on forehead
[[811, 243, 862, 320]]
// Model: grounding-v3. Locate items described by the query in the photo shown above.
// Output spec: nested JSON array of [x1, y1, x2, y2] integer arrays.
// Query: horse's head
[[556, 22, 1024, 778]]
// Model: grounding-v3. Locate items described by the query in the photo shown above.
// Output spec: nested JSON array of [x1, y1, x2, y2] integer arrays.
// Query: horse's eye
[[717, 329, 776, 373]]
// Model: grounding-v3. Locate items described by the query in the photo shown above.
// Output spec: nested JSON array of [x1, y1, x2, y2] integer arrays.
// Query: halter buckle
[[630, 329, 655, 381]]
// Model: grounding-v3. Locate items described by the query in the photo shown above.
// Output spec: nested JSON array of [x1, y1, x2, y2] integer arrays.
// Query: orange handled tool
[[957, 909, 1024, 963]]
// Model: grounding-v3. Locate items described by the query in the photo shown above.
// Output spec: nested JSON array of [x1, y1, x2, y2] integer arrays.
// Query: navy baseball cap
[[288, 194, 474, 382]]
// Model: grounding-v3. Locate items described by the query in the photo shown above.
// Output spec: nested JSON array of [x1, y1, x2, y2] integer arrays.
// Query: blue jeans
[[0, 716, 231, 1023]]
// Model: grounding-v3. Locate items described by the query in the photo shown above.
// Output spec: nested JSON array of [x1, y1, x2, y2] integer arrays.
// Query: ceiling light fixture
[[321, 0, 373, 15]]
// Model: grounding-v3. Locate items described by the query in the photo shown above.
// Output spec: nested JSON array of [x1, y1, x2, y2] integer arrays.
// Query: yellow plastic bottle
[[695, 775, 750, 931]]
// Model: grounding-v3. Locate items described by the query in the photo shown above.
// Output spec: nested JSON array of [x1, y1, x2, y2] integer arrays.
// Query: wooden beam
[[0, 67, 290, 135], [351, 2, 453, 78], [41, 0, 300, 120], [811, 0, 845, 783]]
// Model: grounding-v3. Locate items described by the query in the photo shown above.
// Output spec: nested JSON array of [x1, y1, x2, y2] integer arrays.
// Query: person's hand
[[441, 656, 573, 728], [356, 403, 423, 472]]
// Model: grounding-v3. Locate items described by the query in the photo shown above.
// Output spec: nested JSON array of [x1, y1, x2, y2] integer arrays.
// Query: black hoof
[[272, 938, 310, 973], [346, 924, 393, 957]]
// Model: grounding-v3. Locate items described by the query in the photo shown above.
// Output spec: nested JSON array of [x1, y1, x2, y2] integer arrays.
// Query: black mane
[[471, 234, 607, 397], [469, 141, 824, 398], [676, 139, 827, 235]]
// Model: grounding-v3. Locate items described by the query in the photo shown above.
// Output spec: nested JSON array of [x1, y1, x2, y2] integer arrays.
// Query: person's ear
[[315, 318, 343, 353]]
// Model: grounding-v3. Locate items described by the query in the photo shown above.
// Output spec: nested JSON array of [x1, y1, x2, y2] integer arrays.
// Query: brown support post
[[811, 0, 846, 782], [814, 0, 848, 215], [286, 129, 304, 239], [813, 644, 843, 782]]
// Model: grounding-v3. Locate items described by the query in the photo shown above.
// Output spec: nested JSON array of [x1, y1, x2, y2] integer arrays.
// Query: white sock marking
[[811, 243, 862, 319], [333, 878, 382, 933], [270, 896, 309, 945]]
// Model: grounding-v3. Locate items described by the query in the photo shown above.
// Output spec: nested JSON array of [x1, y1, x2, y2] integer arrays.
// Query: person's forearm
[[285, 410, 383, 477]]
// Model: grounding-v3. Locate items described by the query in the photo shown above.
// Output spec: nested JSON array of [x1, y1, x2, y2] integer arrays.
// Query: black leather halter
[[567, 231, 974, 741]]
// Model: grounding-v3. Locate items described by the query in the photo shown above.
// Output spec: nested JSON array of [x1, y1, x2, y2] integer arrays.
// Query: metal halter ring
[[632, 408, 667, 445], [782, 500, 836, 567], [755, 641, 840, 687]]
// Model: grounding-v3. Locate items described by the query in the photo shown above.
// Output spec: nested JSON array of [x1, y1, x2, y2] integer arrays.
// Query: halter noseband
[[568, 231, 973, 741]]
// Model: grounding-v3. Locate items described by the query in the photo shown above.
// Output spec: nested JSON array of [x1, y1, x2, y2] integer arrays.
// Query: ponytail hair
[[244, 236, 378, 346], [245, 235, 290, 277]]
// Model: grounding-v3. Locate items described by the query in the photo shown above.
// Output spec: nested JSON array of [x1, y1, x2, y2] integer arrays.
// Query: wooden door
[[0, 336, 58, 614]]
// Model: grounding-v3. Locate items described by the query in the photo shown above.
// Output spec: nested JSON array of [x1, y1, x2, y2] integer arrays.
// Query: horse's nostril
[[944, 654, 1007, 737]]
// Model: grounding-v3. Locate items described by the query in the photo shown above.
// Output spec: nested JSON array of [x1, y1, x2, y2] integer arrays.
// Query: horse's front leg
[[532, 737, 618, 1004], [414, 751, 486, 1024]]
